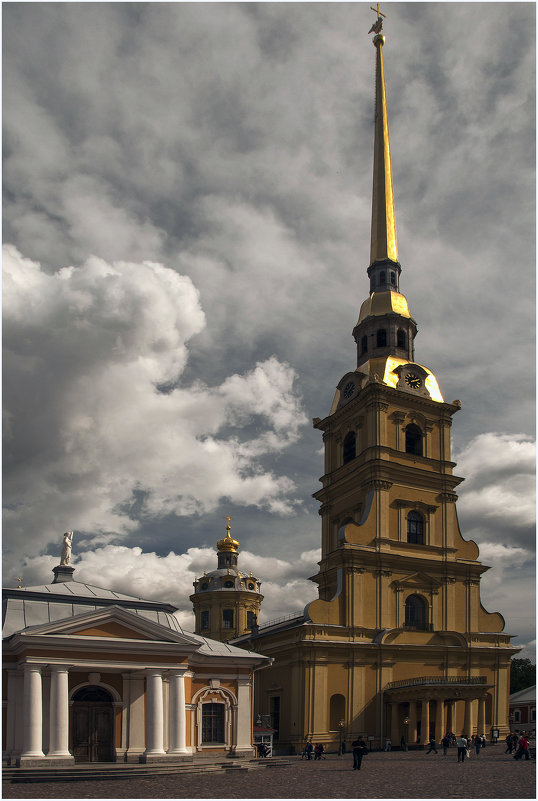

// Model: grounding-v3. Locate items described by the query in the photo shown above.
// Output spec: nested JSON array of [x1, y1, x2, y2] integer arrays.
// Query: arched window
[[405, 594, 427, 630], [343, 432, 356, 464], [407, 510, 424, 544], [377, 329, 387, 348], [405, 423, 423, 455], [379, 271, 386, 285], [72, 686, 113, 703], [329, 693, 346, 731], [361, 335, 368, 355], [223, 609, 234, 629], [390, 271, 396, 285], [397, 329, 406, 349], [247, 611, 257, 629], [201, 610, 210, 629]]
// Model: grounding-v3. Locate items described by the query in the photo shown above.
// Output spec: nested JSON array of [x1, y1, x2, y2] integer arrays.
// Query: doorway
[[71, 686, 115, 762]]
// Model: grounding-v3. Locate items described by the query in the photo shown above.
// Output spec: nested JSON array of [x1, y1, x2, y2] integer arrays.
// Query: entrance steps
[[3, 756, 294, 784]]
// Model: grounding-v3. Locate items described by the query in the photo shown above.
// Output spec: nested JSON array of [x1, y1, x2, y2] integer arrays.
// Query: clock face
[[343, 381, 355, 399], [405, 373, 422, 389]]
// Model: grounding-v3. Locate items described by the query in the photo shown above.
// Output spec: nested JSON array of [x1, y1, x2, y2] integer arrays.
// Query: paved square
[[3, 748, 535, 799]]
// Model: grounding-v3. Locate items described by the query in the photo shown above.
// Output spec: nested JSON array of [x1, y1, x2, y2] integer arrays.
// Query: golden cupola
[[190, 517, 263, 642]]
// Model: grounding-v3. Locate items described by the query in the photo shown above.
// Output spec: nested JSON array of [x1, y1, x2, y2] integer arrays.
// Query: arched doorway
[[71, 685, 115, 762]]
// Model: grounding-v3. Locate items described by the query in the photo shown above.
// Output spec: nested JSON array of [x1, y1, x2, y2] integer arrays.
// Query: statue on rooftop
[[60, 531, 74, 566]]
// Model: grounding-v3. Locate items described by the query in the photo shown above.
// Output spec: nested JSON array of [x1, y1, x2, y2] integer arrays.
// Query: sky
[[2, 2, 535, 660]]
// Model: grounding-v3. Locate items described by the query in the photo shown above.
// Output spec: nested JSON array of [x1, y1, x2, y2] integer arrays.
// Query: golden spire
[[369, 4, 398, 266], [217, 515, 239, 553]]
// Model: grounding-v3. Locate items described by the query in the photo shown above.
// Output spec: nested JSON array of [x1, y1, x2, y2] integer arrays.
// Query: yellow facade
[[230, 20, 517, 753]]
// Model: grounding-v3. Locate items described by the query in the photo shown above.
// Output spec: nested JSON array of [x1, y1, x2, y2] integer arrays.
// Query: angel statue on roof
[[60, 531, 74, 566]]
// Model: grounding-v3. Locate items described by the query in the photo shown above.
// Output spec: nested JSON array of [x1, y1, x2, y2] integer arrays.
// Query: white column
[[145, 670, 165, 756], [48, 667, 71, 757], [234, 678, 253, 754], [21, 664, 44, 759], [168, 671, 189, 754]]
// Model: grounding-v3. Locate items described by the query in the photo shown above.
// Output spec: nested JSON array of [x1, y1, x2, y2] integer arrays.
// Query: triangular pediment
[[395, 572, 442, 590], [17, 605, 201, 647]]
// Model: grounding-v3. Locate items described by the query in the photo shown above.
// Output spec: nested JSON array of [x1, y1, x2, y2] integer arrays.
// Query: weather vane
[[368, 3, 386, 35]]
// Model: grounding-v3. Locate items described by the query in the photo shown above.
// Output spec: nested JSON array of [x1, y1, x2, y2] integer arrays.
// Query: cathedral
[[194, 16, 518, 752], [2, 12, 518, 766]]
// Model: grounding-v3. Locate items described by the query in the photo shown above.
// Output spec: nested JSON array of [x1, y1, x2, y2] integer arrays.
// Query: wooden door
[[72, 703, 115, 762]]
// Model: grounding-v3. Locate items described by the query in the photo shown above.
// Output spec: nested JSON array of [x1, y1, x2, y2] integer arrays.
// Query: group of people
[[301, 742, 326, 760], [505, 731, 531, 760]]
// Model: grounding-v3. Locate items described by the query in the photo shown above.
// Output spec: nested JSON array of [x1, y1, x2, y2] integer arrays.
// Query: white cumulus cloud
[[3, 246, 308, 580]]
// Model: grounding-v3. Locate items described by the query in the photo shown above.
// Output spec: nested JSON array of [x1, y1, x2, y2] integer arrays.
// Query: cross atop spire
[[368, 4, 386, 35]]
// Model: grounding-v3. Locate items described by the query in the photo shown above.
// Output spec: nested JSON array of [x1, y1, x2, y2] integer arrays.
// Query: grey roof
[[509, 685, 536, 704], [2, 581, 268, 661]]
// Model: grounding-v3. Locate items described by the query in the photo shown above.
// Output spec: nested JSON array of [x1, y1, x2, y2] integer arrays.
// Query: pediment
[[18, 605, 200, 647], [394, 572, 442, 591]]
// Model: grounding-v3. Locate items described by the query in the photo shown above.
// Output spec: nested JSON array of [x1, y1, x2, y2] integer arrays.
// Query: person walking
[[456, 734, 467, 762], [441, 734, 450, 756], [426, 737, 438, 754], [351, 737, 368, 770], [474, 734, 481, 755], [514, 734, 530, 760]]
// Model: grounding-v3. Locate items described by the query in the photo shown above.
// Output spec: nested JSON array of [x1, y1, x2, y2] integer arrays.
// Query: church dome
[[217, 532, 239, 552]]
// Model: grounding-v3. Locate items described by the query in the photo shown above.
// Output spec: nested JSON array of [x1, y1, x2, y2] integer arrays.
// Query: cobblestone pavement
[[3, 748, 535, 799]]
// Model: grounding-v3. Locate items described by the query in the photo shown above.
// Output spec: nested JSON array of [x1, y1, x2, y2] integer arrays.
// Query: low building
[[2, 557, 270, 765], [509, 686, 536, 733]]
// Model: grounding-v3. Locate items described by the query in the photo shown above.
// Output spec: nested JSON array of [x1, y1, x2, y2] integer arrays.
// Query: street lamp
[[338, 719, 345, 756], [402, 716, 410, 751]]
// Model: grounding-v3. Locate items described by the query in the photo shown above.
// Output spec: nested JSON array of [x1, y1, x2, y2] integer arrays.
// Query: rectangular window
[[223, 609, 234, 629], [201, 610, 209, 630], [202, 703, 225, 743]]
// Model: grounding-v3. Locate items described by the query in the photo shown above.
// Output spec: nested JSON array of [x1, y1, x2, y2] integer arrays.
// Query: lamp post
[[338, 719, 345, 756], [402, 716, 409, 751]]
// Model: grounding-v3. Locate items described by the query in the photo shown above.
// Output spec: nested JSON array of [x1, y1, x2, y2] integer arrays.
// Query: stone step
[[3, 757, 294, 783]]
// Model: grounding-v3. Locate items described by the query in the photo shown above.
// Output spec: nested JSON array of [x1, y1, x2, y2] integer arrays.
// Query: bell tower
[[232, 8, 516, 751], [190, 517, 263, 642]]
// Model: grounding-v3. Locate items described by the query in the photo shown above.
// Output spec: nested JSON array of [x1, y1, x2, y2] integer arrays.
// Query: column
[[391, 702, 400, 741], [123, 673, 146, 761], [408, 700, 418, 744], [145, 670, 165, 757], [234, 678, 253, 754], [464, 699, 473, 737], [446, 700, 456, 733], [168, 671, 188, 755], [20, 664, 44, 759], [420, 699, 430, 744], [48, 667, 72, 758], [434, 699, 445, 742], [477, 696, 486, 736]]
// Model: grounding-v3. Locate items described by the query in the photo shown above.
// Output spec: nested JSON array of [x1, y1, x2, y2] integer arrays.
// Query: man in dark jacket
[[351, 737, 368, 770]]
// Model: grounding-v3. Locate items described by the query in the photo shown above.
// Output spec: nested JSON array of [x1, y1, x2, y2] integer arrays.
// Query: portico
[[385, 677, 493, 744]]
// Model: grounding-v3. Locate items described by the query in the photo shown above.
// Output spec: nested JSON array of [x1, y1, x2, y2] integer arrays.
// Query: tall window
[[397, 329, 406, 349], [361, 335, 368, 355], [329, 693, 345, 731], [379, 271, 385, 285], [343, 432, 356, 464], [390, 271, 396, 285], [405, 423, 423, 455], [247, 610, 257, 629], [202, 703, 225, 743], [223, 609, 234, 629], [405, 594, 427, 630], [407, 510, 424, 544], [377, 329, 387, 348], [201, 610, 210, 630]]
